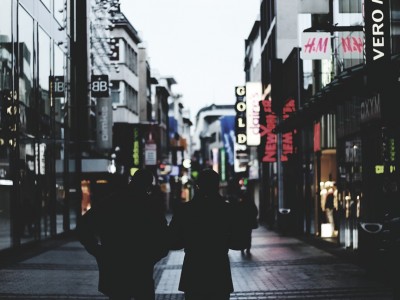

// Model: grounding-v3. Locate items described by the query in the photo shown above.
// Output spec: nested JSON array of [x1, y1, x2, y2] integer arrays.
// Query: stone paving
[[0, 224, 395, 299]]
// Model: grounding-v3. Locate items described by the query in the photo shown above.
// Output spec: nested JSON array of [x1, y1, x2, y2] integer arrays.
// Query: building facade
[[258, 0, 400, 258], [0, 0, 71, 250]]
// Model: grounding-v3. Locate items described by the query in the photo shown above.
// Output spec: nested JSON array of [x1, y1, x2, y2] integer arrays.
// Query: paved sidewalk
[[0, 224, 395, 299]]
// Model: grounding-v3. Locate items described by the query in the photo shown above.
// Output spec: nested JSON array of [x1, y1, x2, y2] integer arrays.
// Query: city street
[[0, 220, 395, 300]]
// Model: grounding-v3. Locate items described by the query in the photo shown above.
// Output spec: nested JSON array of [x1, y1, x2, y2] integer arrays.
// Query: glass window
[[339, 0, 362, 13], [392, 0, 400, 54], [111, 80, 120, 104], [54, 43, 66, 233], [38, 27, 51, 136], [0, 0, 13, 251], [18, 9, 34, 108], [18, 140, 39, 244], [54, 43, 65, 137]]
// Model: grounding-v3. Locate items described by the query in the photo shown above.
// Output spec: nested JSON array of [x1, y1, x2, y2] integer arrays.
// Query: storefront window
[[38, 27, 51, 136], [0, 0, 13, 251], [53, 43, 67, 233], [19, 141, 38, 244], [18, 8, 35, 135]]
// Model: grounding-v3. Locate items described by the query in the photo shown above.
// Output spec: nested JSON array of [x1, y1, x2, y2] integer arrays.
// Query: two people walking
[[77, 169, 169, 300], [77, 168, 258, 300]]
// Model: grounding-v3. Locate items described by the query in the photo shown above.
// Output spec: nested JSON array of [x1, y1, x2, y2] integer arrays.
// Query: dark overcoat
[[232, 193, 259, 249], [168, 194, 234, 295], [77, 187, 169, 299]]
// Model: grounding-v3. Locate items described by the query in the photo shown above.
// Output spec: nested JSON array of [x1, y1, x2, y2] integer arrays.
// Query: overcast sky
[[118, 0, 260, 120]]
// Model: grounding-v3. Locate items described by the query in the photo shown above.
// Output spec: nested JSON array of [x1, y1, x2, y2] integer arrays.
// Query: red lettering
[[304, 38, 316, 53]]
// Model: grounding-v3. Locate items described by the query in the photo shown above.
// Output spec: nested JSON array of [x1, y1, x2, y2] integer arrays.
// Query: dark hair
[[196, 168, 220, 195], [129, 169, 154, 190]]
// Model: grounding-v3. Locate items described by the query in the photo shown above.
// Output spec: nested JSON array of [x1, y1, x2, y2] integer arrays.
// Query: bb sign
[[91, 75, 110, 97]]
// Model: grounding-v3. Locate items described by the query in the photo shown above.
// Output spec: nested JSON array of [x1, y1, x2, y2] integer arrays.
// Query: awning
[[274, 64, 365, 133]]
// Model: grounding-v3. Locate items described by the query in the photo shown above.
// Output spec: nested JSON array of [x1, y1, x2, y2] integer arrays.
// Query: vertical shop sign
[[314, 122, 321, 152], [220, 148, 226, 182], [281, 99, 295, 161], [235, 86, 247, 144], [259, 99, 277, 162], [96, 98, 112, 150], [131, 125, 141, 175], [364, 0, 390, 90], [245, 82, 261, 146], [220, 115, 235, 166], [234, 86, 248, 172]]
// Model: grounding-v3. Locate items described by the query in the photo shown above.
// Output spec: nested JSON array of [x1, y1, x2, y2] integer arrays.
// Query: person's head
[[129, 169, 154, 193], [196, 168, 220, 197]]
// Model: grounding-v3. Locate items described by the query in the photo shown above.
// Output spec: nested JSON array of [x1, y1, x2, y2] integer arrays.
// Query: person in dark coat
[[168, 168, 234, 300], [227, 179, 258, 255], [234, 190, 259, 255], [76, 169, 169, 300]]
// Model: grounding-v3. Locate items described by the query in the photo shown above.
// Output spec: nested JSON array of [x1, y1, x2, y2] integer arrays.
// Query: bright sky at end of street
[[118, 0, 260, 121]]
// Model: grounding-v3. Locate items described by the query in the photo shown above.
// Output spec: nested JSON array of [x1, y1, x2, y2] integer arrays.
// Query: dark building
[[259, 0, 400, 258]]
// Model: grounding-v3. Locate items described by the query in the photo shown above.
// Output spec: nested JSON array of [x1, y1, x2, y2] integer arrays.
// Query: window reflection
[[38, 27, 51, 136], [18, 9, 35, 135], [0, 0, 12, 251], [53, 42, 67, 233]]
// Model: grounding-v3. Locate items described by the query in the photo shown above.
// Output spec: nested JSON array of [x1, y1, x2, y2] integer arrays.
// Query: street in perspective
[[1, 0, 400, 299], [0, 221, 395, 300]]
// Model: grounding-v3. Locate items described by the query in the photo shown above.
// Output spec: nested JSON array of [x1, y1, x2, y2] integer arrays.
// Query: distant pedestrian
[[228, 181, 258, 255], [168, 168, 234, 300], [76, 169, 169, 300]]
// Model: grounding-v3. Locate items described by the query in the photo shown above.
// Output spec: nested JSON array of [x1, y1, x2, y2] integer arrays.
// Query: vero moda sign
[[364, 0, 390, 91]]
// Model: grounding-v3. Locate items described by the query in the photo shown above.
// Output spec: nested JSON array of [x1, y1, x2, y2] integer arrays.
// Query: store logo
[[91, 75, 109, 97]]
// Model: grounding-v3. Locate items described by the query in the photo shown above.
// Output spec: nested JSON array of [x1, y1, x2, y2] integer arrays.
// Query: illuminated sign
[[50, 76, 65, 98], [91, 75, 110, 98], [259, 98, 295, 162], [96, 98, 112, 150], [235, 86, 247, 144], [314, 122, 321, 152], [301, 32, 331, 60], [234, 86, 248, 172], [260, 99, 277, 162], [281, 99, 295, 161], [245, 82, 261, 146], [375, 165, 396, 174], [220, 148, 226, 182], [132, 126, 140, 169], [338, 32, 363, 59], [364, 0, 390, 89]]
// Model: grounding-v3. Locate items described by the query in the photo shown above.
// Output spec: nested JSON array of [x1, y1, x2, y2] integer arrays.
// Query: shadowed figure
[[76, 169, 169, 300], [168, 168, 234, 300], [229, 186, 258, 256]]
